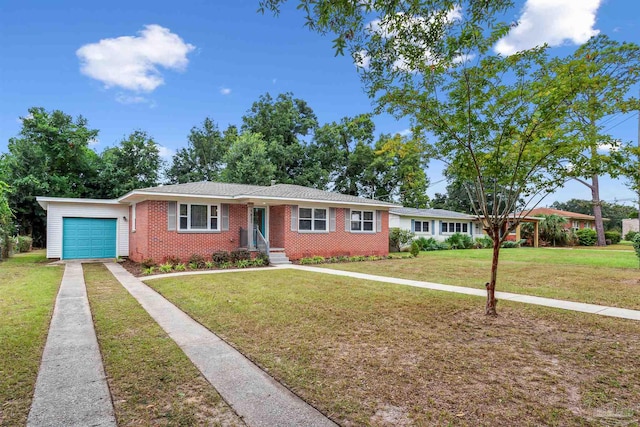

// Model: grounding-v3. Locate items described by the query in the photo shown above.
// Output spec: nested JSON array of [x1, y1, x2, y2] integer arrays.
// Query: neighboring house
[[522, 207, 605, 231], [390, 207, 541, 247], [37, 182, 397, 263], [622, 218, 639, 237], [389, 207, 485, 241]]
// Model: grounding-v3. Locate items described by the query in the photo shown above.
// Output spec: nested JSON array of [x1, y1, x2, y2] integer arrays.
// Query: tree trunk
[[591, 174, 607, 246], [486, 234, 500, 316]]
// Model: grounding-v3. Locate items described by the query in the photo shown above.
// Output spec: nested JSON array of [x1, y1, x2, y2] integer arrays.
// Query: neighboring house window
[[351, 210, 374, 232], [179, 203, 219, 231], [441, 222, 468, 233], [414, 221, 429, 232], [474, 223, 482, 235], [572, 220, 579, 231], [299, 207, 327, 231]]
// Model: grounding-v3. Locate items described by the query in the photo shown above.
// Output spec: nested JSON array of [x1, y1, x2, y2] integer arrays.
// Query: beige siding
[[46, 202, 129, 258]]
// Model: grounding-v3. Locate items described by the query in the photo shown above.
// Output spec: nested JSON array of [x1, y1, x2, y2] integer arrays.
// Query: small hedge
[[625, 231, 638, 242], [604, 231, 621, 245], [576, 228, 597, 246]]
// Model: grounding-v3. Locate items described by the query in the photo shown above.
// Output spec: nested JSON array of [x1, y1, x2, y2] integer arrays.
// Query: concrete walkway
[[105, 262, 336, 427], [285, 265, 640, 321], [28, 262, 116, 427]]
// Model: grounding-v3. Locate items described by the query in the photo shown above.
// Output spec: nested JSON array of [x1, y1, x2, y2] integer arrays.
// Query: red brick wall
[[269, 205, 286, 248], [128, 201, 389, 262], [129, 201, 248, 263], [129, 202, 149, 261], [281, 205, 389, 260]]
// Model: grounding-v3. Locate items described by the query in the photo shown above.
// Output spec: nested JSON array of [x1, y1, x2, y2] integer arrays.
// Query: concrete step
[[268, 251, 291, 265]]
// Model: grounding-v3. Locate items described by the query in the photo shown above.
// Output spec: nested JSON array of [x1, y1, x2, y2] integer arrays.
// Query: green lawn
[[83, 263, 242, 426], [0, 251, 62, 426], [147, 270, 640, 426], [323, 247, 640, 309]]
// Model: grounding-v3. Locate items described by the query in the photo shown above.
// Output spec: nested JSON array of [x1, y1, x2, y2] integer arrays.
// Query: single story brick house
[[37, 181, 397, 263], [519, 207, 606, 231]]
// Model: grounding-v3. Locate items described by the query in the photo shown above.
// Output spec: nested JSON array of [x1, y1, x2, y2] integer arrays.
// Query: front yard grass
[[0, 251, 62, 426], [83, 263, 243, 426], [147, 270, 640, 426], [324, 248, 640, 310]]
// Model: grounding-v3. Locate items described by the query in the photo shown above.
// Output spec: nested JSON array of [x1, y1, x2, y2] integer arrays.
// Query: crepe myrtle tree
[[259, 0, 591, 315]]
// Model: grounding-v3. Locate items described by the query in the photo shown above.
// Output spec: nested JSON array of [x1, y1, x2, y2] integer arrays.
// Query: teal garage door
[[62, 218, 117, 259]]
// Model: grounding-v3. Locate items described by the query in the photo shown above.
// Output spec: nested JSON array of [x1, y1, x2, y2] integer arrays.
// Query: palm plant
[[539, 214, 568, 247]]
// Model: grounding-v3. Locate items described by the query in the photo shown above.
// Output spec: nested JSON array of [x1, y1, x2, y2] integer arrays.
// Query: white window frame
[[298, 207, 328, 232], [351, 210, 375, 233], [179, 203, 220, 232]]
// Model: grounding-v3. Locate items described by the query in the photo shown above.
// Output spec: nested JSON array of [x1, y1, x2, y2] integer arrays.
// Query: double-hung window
[[179, 203, 219, 231], [351, 210, 374, 232], [414, 220, 429, 233], [299, 207, 327, 231]]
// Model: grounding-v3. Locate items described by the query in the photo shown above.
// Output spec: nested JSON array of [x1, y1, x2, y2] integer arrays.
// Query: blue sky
[[1, 0, 639, 205]]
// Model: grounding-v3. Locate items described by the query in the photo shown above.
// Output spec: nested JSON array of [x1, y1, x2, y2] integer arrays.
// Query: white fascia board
[[36, 196, 122, 210], [117, 191, 236, 204]]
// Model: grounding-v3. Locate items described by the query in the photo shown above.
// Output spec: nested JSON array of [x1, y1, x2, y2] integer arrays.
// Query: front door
[[253, 207, 266, 246]]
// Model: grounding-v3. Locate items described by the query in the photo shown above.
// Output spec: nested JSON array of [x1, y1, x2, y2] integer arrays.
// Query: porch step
[[268, 250, 291, 265]]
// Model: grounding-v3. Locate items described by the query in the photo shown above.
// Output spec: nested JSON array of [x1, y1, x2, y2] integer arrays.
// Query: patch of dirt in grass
[[149, 271, 640, 427]]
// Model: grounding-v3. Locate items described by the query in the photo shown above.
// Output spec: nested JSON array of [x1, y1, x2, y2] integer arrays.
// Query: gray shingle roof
[[128, 181, 398, 207], [390, 207, 476, 220], [135, 181, 265, 197]]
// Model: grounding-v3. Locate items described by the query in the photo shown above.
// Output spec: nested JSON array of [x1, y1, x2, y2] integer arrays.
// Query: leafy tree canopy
[[166, 118, 232, 184], [98, 130, 163, 198], [2, 107, 101, 245]]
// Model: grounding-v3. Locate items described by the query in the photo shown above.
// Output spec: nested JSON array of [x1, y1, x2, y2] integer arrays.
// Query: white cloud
[[88, 138, 100, 147], [219, 87, 231, 95], [398, 128, 412, 136], [495, 0, 601, 56], [597, 142, 620, 152], [157, 145, 176, 160], [77, 24, 195, 92]]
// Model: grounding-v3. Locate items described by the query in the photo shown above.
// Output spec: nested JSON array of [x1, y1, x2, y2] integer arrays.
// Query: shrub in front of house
[[141, 258, 156, 269], [604, 231, 621, 245], [576, 228, 597, 246], [159, 263, 173, 273], [256, 251, 270, 265], [445, 233, 474, 249], [624, 231, 638, 242], [164, 255, 181, 266], [230, 248, 251, 263], [410, 241, 420, 257], [474, 236, 493, 249], [389, 227, 415, 252], [501, 241, 520, 248], [188, 253, 206, 268], [212, 250, 231, 266]]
